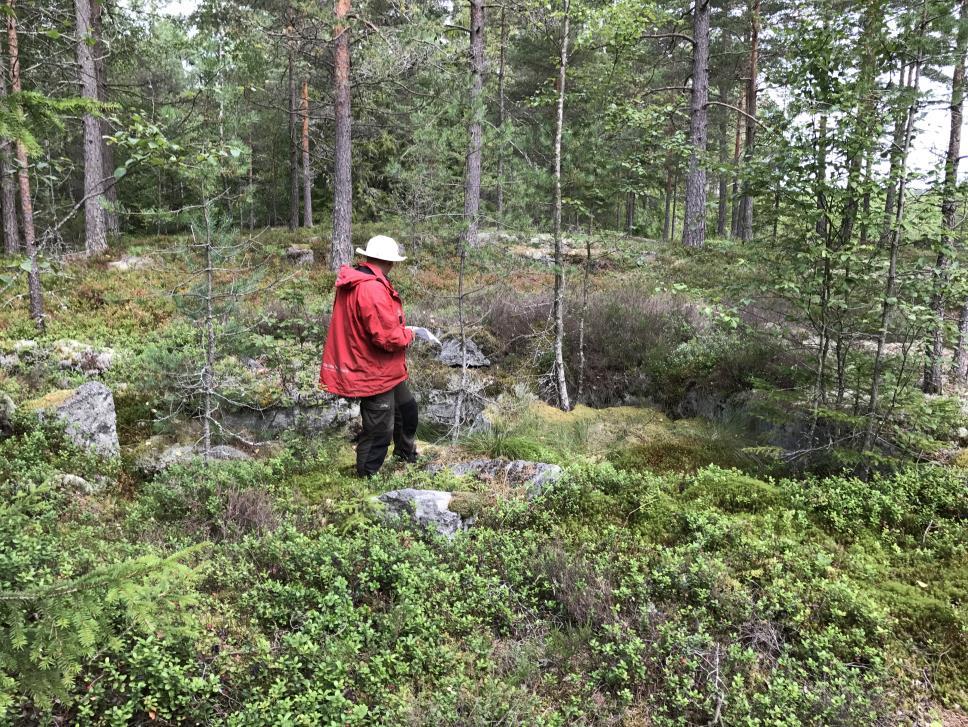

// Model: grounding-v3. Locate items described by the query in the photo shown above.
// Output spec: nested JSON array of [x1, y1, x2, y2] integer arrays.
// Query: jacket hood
[[335, 264, 388, 290]]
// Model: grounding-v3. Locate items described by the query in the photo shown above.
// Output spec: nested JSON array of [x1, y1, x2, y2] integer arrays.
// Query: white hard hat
[[355, 235, 406, 262]]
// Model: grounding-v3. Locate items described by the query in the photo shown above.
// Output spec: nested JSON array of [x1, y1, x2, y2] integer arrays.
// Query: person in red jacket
[[320, 235, 418, 477]]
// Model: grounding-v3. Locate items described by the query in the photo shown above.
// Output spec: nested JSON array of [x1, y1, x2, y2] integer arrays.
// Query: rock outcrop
[[107, 255, 154, 272], [428, 458, 563, 499], [437, 338, 491, 368], [377, 488, 472, 538], [285, 245, 315, 266], [135, 438, 251, 475], [27, 382, 119, 457], [0, 392, 15, 433]]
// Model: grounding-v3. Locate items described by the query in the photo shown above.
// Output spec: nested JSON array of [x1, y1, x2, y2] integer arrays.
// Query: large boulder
[[221, 398, 359, 438], [52, 339, 115, 375], [107, 255, 154, 272], [135, 438, 251, 475], [286, 245, 315, 266], [437, 338, 491, 368], [428, 458, 563, 499], [421, 388, 485, 429], [376, 488, 472, 538], [52, 473, 105, 496], [0, 392, 15, 433], [26, 382, 119, 456]]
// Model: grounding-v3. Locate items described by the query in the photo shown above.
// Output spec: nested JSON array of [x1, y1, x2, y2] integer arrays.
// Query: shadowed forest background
[[0, 0, 967, 724]]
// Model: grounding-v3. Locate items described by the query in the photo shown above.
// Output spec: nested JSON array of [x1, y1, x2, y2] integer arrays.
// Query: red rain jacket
[[320, 264, 414, 398]]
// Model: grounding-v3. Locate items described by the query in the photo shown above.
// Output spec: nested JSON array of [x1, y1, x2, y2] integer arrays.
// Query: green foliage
[[0, 417, 200, 717]]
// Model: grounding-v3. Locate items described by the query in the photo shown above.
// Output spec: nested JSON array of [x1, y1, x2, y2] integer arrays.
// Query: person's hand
[[406, 326, 442, 346]]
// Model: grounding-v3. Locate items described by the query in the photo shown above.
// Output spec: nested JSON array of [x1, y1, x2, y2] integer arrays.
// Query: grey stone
[[476, 230, 518, 245], [437, 338, 491, 368], [53, 473, 104, 495], [429, 458, 563, 499], [286, 246, 315, 266], [107, 255, 154, 272], [30, 382, 119, 457], [0, 392, 15, 432], [52, 339, 115, 375], [377, 488, 469, 538], [468, 408, 494, 434], [0, 353, 19, 371], [209, 444, 251, 461], [137, 441, 251, 475], [957, 426, 968, 445], [420, 389, 485, 428], [221, 398, 359, 436]]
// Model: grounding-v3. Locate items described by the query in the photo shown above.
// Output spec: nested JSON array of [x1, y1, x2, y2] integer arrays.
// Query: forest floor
[[1, 224, 966, 725]]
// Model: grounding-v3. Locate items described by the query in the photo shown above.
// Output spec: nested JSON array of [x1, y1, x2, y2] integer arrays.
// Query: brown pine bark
[[301, 77, 312, 227], [552, 0, 570, 411], [682, 0, 710, 249], [0, 32, 19, 255], [287, 40, 299, 231], [462, 0, 485, 248], [76, 0, 108, 255], [738, 0, 759, 241], [716, 93, 729, 238], [663, 161, 674, 241], [729, 89, 744, 237], [331, 0, 353, 270], [7, 0, 42, 330]]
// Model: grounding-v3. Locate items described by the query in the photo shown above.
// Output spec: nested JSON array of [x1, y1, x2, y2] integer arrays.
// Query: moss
[[22, 387, 77, 412], [448, 491, 487, 518], [682, 467, 785, 513], [952, 448, 968, 468]]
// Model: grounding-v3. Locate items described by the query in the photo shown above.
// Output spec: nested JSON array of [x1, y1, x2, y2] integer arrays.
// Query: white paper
[[407, 326, 442, 346]]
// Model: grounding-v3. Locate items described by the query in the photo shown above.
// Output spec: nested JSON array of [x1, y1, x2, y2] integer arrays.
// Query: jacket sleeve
[[357, 283, 415, 352]]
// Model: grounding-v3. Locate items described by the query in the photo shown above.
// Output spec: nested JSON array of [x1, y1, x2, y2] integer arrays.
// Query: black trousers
[[357, 381, 418, 477]]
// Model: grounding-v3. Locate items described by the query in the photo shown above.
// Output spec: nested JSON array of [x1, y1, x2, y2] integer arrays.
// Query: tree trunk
[[576, 229, 591, 403], [552, 0, 570, 412], [331, 0, 353, 269], [496, 5, 507, 225], [940, 0, 968, 383], [301, 77, 312, 227], [462, 0, 485, 248], [0, 32, 19, 255], [866, 63, 919, 450], [201, 203, 215, 460], [287, 42, 299, 231], [815, 114, 828, 239], [7, 0, 42, 331], [625, 191, 635, 233], [663, 162, 674, 241], [93, 0, 118, 237], [738, 0, 759, 242], [329, 0, 353, 270], [730, 89, 744, 238], [76, 0, 108, 255], [716, 91, 728, 237], [671, 168, 679, 241], [955, 302, 968, 381], [682, 0, 710, 249]]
